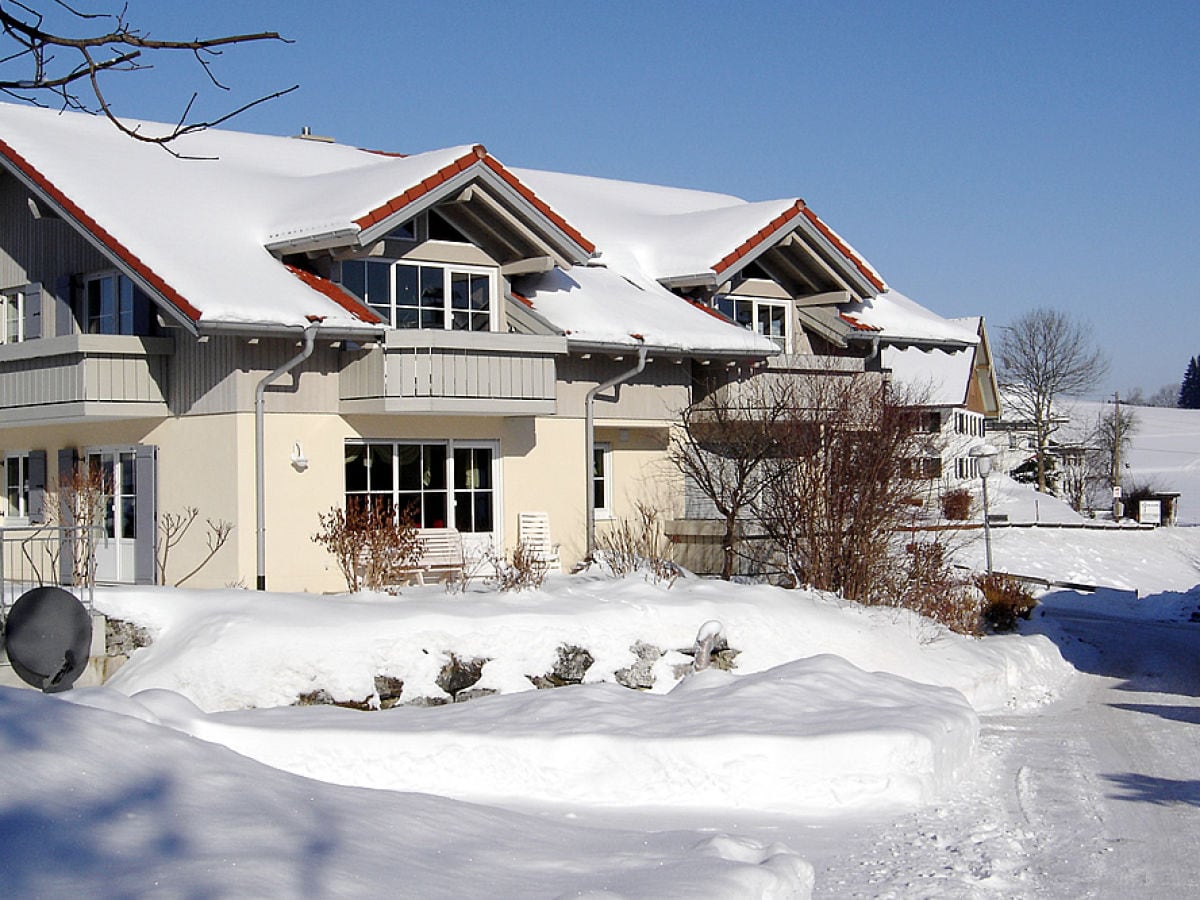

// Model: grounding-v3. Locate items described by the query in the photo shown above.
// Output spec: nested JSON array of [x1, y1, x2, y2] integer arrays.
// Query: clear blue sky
[[89, 1, 1199, 398]]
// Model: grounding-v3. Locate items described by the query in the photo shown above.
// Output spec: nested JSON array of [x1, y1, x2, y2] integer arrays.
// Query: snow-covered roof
[[881, 344, 976, 407], [0, 102, 877, 356], [513, 167, 886, 293], [841, 289, 980, 346], [0, 104, 593, 335], [515, 265, 778, 355]]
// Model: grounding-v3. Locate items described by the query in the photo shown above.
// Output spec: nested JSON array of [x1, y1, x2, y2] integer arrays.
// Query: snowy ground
[[3, 485, 1200, 895]]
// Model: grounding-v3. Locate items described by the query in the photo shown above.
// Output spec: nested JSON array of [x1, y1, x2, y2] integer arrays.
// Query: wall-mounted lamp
[[290, 442, 309, 472]]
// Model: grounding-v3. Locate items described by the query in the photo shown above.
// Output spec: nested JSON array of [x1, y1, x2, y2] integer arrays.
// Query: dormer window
[[381, 210, 472, 245], [341, 259, 495, 332], [714, 294, 789, 351]]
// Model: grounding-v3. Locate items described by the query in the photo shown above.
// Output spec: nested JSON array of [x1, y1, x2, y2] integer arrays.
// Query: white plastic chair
[[517, 512, 561, 573]]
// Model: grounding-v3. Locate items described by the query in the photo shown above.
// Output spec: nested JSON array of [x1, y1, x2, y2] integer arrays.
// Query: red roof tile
[[710, 200, 886, 294], [351, 146, 594, 258], [839, 312, 882, 332], [285, 265, 383, 324]]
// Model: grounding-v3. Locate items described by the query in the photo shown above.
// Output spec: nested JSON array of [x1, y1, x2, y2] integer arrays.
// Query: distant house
[[838, 290, 1001, 486], [0, 103, 923, 591]]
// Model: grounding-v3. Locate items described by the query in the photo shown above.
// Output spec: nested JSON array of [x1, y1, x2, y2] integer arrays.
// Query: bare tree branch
[[0, 2, 296, 146]]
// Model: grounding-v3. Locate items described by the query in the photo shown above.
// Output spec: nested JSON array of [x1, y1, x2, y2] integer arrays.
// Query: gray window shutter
[[53, 275, 73, 336], [57, 447, 78, 583], [23, 282, 41, 340], [27, 449, 45, 523], [134, 443, 158, 585]]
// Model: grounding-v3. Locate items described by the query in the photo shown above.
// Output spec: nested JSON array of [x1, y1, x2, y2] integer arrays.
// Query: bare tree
[[1096, 399, 1137, 487], [752, 370, 932, 603], [668, 373, 796, 580], [1145, 383, 1180, 408], [997, 309, 1107, 493], [0, 2, 295, 148]]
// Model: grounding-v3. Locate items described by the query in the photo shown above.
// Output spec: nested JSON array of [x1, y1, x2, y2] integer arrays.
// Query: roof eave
[[567, 337, 777, 361]]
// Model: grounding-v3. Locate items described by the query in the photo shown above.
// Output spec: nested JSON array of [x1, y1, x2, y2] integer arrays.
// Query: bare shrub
[[594, 501, 681, 586], [894, 540, 981, 635], [488, 540, 549, 592], [976, 572, 1037, 632], [53, 462, 106, 588], [754, 370, 934, 604], [156, 506, 233, 586], [313, 499, 420, 592], [940, 488, 973, 522], [669, 375, 799, 580]]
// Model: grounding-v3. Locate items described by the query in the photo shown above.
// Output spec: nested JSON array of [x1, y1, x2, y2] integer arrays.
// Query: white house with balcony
[[0, 103, 992, 591]]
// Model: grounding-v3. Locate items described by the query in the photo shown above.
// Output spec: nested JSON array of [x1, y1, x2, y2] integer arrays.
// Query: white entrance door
[[88, 449, 137, 583], [452, 443, 500, 565]]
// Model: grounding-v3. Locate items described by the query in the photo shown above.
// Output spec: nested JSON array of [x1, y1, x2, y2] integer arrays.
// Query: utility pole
[[1111, 391, 1122, 520]]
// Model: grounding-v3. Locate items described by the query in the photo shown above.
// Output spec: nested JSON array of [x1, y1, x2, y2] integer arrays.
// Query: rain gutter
[[585, 340, 647, 560], [255, 322, 319, 591]]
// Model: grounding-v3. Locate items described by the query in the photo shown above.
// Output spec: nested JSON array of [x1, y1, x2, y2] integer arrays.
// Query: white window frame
[[340, 259, 497, 332], [0, 289, 23, 344], [713, 294, 790, 352], [593, 442, 613, 520], [344, 439, 501, 535], [3, 452, 29, 521]]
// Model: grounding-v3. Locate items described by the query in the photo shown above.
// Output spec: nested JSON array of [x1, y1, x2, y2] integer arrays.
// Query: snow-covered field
[[1069, 401, 1200, 525], [3, 477, 1200, 895]]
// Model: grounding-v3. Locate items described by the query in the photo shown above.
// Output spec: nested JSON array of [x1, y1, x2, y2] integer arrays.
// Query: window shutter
[[23, 282, 41, 340], [53, 275, 73, 336], [27, 449, 46, 522], [132, 286, 153, 336], [134, 443, 158, 585]]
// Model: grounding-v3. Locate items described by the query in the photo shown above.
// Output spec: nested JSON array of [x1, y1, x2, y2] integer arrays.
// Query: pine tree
[[1180, 356, 1200, 409]]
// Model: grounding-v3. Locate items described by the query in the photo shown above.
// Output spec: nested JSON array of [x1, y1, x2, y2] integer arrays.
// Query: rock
[[454, 687, 498, 703], [616, 641, 663, 690], [374, 675, 405, 709], [404, 695, 449, 708], [436, 653, 488, 698], [294, 689, 373, 711], [533, 644, 595, 688], [105, 617, 151, 657]]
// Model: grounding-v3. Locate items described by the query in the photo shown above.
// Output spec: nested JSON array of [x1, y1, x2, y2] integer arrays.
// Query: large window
[[341, 260, 494, 332], [3, 453, 29, 519], [1, 290, 23, 344], [81, 272, 154, 336], [714, 295, 788, 351], [345, 441, 496, 533]]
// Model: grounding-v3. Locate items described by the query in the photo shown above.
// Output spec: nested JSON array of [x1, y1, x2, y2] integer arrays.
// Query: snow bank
[[132, 656, 978, 816], [1, 687, 814, 898], [97, 575, 1072, 715]]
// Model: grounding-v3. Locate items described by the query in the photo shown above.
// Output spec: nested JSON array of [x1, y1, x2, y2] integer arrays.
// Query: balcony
[[0, 334, 171, 426], [340, 330, 567, 416]]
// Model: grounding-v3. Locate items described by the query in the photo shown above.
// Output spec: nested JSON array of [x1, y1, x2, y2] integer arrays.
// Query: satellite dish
[[4, 586, 92, 692]]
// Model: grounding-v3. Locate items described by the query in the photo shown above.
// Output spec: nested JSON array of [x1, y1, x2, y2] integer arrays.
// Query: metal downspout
[[255, 323, 319, 590], [585, 341, 647, 560]]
